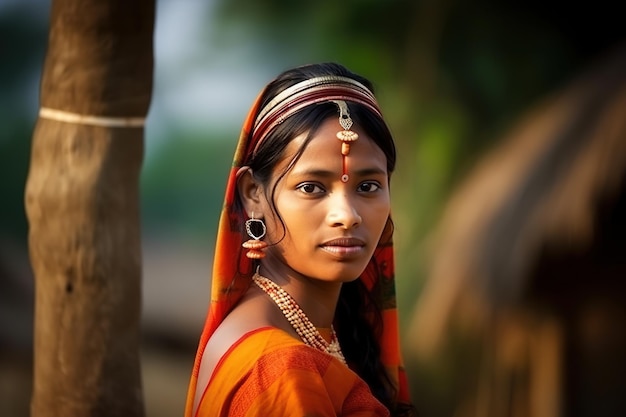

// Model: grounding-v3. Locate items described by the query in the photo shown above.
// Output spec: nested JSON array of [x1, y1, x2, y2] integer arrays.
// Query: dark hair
[[240, 63, 410, 415]]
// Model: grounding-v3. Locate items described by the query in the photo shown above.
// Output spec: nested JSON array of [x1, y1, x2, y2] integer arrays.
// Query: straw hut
[[409, 44, 626, 417]]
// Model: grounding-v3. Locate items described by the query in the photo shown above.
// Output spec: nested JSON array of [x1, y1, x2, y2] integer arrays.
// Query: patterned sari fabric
[[185, 84, 411, 417]]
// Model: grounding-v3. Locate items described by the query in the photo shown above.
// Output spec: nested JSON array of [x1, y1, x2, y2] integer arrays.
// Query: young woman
[[185, 63, 414, 416]]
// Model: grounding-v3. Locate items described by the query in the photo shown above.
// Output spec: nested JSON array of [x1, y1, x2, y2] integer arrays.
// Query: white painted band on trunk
[[39, 107, 146, 128]]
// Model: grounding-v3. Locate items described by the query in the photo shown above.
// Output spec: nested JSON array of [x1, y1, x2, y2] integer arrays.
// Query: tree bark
[[25, 0, 154, 416]]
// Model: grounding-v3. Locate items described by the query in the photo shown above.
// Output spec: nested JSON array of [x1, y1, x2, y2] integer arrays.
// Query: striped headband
[[251, 75, 383, 156]]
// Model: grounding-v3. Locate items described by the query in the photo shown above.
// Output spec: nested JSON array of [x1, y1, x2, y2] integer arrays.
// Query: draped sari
[[194, 328, 389, 416]]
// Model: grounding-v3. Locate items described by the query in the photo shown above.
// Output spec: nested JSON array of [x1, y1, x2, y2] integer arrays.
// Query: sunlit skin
[[193, 117, 391, 408]]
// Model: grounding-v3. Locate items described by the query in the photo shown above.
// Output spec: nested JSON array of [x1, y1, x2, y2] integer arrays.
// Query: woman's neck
[[257, 262, 342, 329]]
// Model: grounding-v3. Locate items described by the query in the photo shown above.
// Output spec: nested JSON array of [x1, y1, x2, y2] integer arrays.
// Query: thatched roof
[[409, 43, 626, 356]]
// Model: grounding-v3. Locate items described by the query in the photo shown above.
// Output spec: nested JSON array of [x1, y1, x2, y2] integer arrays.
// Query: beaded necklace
[[252, 273, 346, 364]]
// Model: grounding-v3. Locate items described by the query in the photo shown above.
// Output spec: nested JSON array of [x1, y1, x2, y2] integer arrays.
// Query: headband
[[251, 75, 383, 156]]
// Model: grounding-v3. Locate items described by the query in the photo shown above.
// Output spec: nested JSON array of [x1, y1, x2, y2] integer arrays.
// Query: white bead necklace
[[252, 273, 346, 364]]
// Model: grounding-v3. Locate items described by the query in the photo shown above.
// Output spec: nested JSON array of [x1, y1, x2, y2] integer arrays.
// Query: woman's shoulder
[[226, 326, 337, 367], [210, 325, 355, 388], [198, 292, 305, 376], [223, 326, 302, 362], [214, 326, 330, 372]]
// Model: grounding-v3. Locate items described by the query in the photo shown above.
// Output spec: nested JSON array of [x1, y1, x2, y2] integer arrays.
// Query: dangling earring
[[242, 213, 268, 259]]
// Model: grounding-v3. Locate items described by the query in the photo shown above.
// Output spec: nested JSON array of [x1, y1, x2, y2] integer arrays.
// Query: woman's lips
[[320, 237, 365, 256]]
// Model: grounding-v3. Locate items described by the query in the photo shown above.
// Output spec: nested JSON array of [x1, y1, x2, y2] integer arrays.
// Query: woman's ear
[[237, 167, 264, 217]]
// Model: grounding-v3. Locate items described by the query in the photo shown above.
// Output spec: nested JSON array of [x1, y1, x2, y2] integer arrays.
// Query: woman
[[185, 63, 414, 416]]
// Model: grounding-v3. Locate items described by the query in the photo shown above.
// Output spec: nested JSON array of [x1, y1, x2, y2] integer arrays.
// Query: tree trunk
[[25, 0, 154, 416]]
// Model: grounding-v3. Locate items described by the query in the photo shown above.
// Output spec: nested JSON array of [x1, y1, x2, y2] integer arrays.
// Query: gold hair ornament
[[332, 100, 358, 182]]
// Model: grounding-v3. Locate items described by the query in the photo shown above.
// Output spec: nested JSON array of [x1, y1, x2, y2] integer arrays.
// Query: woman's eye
[[297, 183, 325, 194], [358, 182, 381, 193]]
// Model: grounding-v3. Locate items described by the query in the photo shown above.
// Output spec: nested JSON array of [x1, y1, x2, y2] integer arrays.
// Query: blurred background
[[1, 0, 624, 416]]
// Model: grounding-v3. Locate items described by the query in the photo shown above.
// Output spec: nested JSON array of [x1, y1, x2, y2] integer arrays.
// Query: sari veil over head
[[185, 68, 411, 416]]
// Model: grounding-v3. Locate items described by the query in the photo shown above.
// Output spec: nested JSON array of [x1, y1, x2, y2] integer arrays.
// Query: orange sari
[[194, 328, 389, 416], [185, 77, 412, 417]]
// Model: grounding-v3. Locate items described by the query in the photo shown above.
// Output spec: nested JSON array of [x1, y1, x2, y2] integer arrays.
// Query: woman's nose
[[326, 193, 362, 229]]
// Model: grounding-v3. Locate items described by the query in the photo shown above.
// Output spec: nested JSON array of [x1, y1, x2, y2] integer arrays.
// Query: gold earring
[[242, 213, 268, 259]]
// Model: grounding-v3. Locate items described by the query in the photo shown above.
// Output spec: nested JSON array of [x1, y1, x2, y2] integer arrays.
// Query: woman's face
[[261, 117, 391, 283]]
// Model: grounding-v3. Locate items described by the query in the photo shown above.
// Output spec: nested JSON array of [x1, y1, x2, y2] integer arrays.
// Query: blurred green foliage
[[0, 6, 48, 244], [0, 119, 32, 244]]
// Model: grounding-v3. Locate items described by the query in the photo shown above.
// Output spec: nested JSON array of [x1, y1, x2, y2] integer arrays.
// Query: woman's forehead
[[276, 118, 387, 178]]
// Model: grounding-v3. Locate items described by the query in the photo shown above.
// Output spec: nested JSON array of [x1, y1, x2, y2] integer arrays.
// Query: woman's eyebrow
[[353, 167, 387, 177], [290, 168, 335, 178]]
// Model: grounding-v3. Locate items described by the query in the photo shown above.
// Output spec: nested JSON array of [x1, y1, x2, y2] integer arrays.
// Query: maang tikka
[[242, 213, 268, 259], [332, 100, 358, 183]]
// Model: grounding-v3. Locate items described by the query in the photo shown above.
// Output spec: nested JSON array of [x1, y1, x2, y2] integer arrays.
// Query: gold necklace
[[252, 273, 346, 364]]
